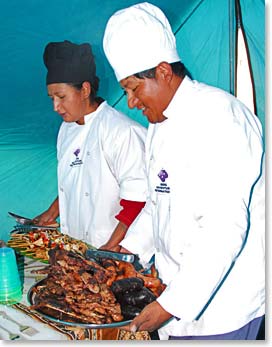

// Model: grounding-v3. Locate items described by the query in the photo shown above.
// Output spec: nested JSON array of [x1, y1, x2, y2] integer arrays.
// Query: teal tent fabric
[[0, 0, 265, 241]]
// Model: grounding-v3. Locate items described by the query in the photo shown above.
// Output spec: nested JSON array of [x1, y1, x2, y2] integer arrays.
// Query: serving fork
[[0, 310, 30, 332], [0, 325, 20, 340]]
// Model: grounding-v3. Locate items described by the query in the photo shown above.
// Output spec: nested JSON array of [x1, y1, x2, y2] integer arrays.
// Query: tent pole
[[234, 0, 257, 115], [229, 0, 236, 95]]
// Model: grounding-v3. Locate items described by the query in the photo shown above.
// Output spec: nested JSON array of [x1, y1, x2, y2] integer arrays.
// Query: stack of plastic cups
[[0, 247, 22, 305]]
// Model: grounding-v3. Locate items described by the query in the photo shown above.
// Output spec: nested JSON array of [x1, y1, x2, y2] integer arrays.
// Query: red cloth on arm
[[115, 199, 146, 227]]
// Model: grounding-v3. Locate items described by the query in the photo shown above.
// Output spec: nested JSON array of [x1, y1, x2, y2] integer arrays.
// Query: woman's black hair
[[69, 75, 100, 103]]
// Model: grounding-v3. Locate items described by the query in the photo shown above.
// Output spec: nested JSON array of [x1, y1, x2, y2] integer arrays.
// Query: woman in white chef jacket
[[103, 2, 265, 341], [35, 40, 147, 250]]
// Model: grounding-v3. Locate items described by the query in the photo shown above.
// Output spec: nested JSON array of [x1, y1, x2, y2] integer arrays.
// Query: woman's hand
[[99, 221, 128, 251], [124, 301, 172, 333], [34, 210, 58, 225], [99, 243, 121, 252], [34, 197, 59, 225]]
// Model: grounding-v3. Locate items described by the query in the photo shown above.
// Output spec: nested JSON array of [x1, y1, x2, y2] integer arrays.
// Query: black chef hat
[[43, 40, 97, 85]]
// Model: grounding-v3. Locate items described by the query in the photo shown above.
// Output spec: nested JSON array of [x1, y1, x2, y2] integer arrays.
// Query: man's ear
[[82, 81, 91, 98], [156, 62, 173, 82]]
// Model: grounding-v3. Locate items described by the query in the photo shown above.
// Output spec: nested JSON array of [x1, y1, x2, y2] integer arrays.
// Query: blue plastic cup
[[0, 247, 22, 304]]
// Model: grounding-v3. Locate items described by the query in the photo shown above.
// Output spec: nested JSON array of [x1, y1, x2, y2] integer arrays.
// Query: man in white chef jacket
[[36, 40, 147, 250], [103, 2, 265, 340]]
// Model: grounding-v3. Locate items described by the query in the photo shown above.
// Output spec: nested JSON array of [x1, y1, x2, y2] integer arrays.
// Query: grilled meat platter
[[28, 248, 166, 326]]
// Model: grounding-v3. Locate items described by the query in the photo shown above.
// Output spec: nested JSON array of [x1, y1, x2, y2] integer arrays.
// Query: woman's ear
[[81, 81, 91, 99], [156, 62, 173, 82]]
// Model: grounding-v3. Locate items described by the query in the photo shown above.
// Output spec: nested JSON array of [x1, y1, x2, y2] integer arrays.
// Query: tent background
[[0, 0, 265, 241]]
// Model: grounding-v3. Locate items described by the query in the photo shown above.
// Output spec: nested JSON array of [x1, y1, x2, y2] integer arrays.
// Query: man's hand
[[125, 301, 172, 332]]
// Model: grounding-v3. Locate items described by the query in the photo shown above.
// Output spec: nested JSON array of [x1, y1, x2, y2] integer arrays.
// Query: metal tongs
[[85, 249, 144, 271], [8, 211, 59, 232], [86, 249, 136, 263]]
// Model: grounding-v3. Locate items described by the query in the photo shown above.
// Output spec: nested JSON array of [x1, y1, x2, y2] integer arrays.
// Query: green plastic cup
[[0, 247, 22, 304]]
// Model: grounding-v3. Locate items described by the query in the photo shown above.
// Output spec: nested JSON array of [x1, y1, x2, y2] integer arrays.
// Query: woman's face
[[47, 83, 87, 124]]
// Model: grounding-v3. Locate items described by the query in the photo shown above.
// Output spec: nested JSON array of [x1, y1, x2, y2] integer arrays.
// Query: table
[[0, 256, 68, 340], [0, 255, 151, 341]]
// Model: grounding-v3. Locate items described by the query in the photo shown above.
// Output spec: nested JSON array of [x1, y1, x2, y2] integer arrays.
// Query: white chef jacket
[[57, 100, 147, 247], [121, 76, 265, 339]]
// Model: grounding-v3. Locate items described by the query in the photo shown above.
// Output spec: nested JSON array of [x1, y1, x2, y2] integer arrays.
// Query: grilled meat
[[30, 248, 166, 325], [30, 249, 123, 324]]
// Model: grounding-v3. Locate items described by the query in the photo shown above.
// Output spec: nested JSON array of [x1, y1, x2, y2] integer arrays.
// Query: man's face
[[120, 68, 170, 123]]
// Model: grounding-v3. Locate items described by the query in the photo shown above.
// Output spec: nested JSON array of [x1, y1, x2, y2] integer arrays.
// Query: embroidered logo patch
[[74, 148, 80, 157], [70, 148, 83, 167], [158, 169, 168, 182], [155, 169, 170, 193]]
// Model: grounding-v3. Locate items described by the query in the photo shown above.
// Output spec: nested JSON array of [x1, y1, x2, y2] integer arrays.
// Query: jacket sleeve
[[115, 199, 146, 227], [104, 123, 148, 202]]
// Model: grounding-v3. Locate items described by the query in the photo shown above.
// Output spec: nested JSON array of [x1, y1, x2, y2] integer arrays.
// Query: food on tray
[[111, 278, 157, 319], [111, 277, 145, 294], [7, 229, 89, 262], [29, 248, 166, 324]]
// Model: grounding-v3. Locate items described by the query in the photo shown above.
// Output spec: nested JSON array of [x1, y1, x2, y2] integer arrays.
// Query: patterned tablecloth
[[0, 255, 151, 341]]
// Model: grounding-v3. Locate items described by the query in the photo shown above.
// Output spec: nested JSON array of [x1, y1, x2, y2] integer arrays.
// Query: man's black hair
[[134, 61, 186, 79]]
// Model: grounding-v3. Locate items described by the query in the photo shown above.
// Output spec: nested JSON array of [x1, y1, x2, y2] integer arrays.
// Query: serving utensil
[[8, 212, 34, 225], [85, 249, 145, 271], [8, 211, 59, 229], [86, 249, 136, 263], [0, 325, 20, 340], [0, 311, 29, 332]]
